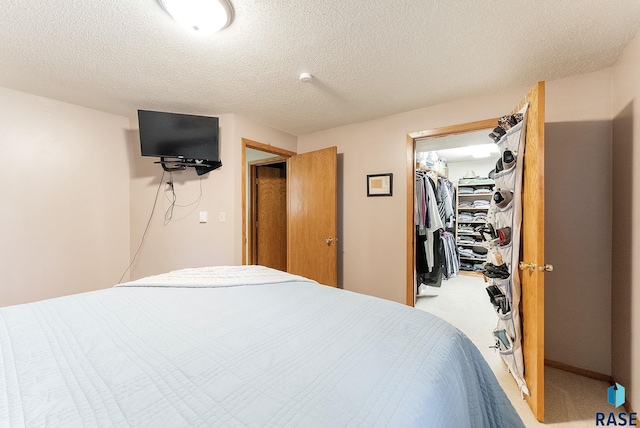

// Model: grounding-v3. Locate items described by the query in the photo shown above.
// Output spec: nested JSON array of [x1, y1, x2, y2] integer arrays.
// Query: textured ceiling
[[1, 1, 640, 135]]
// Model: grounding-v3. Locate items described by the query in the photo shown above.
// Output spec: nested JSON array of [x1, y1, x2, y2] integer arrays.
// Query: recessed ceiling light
[[159, 0, 234, 34]]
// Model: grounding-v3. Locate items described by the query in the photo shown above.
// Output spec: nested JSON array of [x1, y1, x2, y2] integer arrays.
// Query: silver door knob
[[325, 238, 338, 244], [538, 264, 554, 272]]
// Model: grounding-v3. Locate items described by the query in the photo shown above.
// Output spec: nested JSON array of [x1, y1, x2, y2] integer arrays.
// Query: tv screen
[[138, 110, 220, 167]]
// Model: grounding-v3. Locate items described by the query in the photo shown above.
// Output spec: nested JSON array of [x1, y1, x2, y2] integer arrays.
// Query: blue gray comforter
[[0, 266, 523, 427]]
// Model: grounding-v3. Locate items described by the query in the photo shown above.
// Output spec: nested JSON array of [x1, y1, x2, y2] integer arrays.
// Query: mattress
[[0, 266, 523, 427]]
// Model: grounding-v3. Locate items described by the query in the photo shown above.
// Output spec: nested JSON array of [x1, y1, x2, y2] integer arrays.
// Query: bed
[[0, 266, 523, 427]]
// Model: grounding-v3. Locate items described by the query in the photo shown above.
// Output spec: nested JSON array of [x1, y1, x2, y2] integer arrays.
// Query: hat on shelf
[[464, 170, 478, 179]]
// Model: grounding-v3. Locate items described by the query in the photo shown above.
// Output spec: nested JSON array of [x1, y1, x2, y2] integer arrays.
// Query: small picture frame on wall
[[367, 173, 393, 197]]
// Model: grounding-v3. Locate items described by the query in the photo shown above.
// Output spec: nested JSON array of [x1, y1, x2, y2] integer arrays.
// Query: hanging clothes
[[425, 176, 443, 270], [415, 171, 445, 288], [437, 177, 456, 229], [440, 231, 459, 279]]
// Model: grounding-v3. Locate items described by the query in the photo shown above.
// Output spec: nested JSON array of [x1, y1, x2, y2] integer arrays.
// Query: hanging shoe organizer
[[482, 104, 530, 397]]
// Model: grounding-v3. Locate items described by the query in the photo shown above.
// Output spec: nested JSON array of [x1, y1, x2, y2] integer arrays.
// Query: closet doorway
[[249, 159, 288, 271], [405, 79, 547, 424], [414, 128, 501, 289], [405, 118, 498, 304], [241, 139, 339, 287], [242, 139, 296, 266]]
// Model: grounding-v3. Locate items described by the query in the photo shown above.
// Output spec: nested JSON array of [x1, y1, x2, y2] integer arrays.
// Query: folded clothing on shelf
[[458, 224, 476, 234], [458, 246, 487, 260], [472, 214, 487, 222], [458, 187, 475, 194], [472, 200, 490, 208], [474, 187, 493, 194], [458, 213, 475, 222], [457, 235, 478, 244], [460, 261, 474, 271]]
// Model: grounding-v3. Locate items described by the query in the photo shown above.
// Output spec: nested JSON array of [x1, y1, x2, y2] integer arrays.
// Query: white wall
[[447, 158, 498, 183], [611, 30, 640, 410], [545, 69, 613, 376], [0, 87, 130, 306], [297, 71, 615, 378], [128, 114, 237, 280], [128, 113, 297, 280]]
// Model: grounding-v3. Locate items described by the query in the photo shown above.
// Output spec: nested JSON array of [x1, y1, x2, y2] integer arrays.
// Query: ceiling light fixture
[[159, 0, 234, 34], [299, 72, 313, 83], [471, 150, 491, 159], [470, 143, 499, 159]]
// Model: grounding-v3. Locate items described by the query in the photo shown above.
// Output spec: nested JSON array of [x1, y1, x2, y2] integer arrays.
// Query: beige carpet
[[415, 274, 623, 427]]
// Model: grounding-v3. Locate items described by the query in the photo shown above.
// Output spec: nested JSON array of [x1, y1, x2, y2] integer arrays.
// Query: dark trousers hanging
[[416, 227, 443, 288]]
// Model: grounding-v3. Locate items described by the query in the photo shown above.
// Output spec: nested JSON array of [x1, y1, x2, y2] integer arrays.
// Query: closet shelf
[[459, 256, 488, 262], [455, 178, 495, 268], [458, 182, 494, 188]]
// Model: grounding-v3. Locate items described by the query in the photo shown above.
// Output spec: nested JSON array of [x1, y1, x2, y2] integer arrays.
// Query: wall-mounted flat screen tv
[[138, 109, 222, 175]]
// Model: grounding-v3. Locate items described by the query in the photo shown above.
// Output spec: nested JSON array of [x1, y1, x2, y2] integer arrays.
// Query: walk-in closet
[[413, 106, 533, 400], [414, 129, 500, 295]]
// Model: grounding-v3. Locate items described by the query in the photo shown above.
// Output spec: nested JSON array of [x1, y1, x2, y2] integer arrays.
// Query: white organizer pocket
[[493, 203, 514, 230], [494, 165, 517, 192]]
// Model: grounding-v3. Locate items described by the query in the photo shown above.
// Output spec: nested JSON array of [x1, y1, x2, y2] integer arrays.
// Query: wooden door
[[255, 164, 287, 271], [287, 147, 338, 286], [517, 82, 546, 421]]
